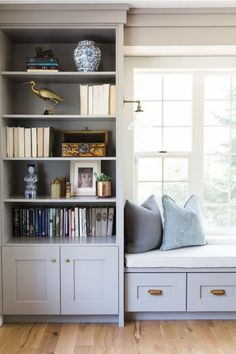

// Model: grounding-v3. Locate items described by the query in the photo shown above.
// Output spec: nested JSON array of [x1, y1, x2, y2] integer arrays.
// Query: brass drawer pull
[[51, 258, 56, 263], [148, 289, 163, 296], [65, 259, 70, 263], [211, 289, 225, 296]]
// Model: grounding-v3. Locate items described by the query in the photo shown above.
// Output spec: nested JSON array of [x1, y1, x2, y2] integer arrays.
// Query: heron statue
[[25, 80, 64, 115]]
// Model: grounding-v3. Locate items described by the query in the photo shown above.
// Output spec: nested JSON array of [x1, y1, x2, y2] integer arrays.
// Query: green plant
[[94, 172, 112, 182]]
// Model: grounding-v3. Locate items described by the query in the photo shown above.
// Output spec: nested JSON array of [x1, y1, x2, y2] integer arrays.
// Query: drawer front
[[125, 273, 186, 312], [187, 273, 236, 312]]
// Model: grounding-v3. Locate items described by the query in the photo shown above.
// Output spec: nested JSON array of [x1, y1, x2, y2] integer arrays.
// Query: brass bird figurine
[[26, 80, 64, 115]]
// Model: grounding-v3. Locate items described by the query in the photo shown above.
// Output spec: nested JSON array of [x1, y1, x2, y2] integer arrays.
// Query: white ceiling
[[1, 0, 236, 8]]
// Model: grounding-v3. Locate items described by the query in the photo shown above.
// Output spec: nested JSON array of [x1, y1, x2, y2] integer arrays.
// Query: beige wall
[[125, 9, 236, 47]]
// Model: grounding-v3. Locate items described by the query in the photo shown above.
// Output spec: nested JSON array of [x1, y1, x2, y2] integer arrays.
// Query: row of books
[[12, 206, 115, 238], [26, 56, 59, 72], [6, 126, 54, 158], [80, 84, 116, 116]]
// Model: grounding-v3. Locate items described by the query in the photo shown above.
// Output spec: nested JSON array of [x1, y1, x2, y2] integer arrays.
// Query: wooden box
[[62, 130, 108, 157]]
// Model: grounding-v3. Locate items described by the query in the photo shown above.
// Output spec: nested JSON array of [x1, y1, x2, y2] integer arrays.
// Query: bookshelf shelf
[[4, 236, 117, 246], [2, 114, 116, 121], [4, 196, 117, 203], [3, 157, 117, 161], [1, 71, 116, 84]]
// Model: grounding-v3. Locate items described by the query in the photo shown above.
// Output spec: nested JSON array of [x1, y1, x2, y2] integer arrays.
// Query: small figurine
[[25, 80, 64, 115], [35, 47, 55, 59], [24, 164, 38, 199]]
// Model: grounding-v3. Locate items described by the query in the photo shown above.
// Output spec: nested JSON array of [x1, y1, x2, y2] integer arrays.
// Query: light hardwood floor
[[0, 320, 236, 354]]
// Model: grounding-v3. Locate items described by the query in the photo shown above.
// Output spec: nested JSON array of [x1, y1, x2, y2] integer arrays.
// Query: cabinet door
[[2, 246, 60, 314], [61, 246, 118, 314]]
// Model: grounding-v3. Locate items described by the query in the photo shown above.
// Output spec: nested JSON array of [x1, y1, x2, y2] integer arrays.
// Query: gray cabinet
[[61, 246, 118, 314], [2, 246, 60, 314], [3, 245, 118, 316]]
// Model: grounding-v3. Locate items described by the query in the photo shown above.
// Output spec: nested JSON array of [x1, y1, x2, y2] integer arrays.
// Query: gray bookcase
[[0, 4, 126, 326]]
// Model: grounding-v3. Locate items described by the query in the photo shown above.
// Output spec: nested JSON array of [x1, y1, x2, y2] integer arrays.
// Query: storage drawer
[[187, 273, 236, 312], [125, 273, 186, 312]]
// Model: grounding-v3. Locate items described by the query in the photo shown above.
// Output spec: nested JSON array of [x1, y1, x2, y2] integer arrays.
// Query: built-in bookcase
[[0, 4, 125, 326]]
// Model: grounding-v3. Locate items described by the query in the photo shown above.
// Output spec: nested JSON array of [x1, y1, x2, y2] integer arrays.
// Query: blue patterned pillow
[[160, 195, 206, 251]]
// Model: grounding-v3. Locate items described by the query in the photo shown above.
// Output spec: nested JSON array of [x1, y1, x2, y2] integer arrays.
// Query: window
[[132, 68, 236, 234]]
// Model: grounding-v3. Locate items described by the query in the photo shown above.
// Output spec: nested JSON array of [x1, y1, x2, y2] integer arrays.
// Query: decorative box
[[62, 130, 108, 157]]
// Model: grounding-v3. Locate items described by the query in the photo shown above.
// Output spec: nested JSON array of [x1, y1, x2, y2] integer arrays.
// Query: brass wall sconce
[[123, 99, 143, 113], [124, 99, 144, 130]]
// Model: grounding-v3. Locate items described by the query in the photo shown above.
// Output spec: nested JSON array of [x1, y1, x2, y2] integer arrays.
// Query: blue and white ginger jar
[[73, 40, 101, 72]]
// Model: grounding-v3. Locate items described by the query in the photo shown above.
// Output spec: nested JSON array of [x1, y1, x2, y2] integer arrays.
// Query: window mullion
[[189, 72, 204, 208]]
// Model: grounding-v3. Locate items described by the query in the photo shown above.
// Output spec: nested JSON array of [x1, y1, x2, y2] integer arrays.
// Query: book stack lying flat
[[26, 57, 59, 72]]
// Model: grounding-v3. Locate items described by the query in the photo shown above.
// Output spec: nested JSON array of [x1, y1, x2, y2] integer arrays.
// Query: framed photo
[[70, 160, 101, 196]]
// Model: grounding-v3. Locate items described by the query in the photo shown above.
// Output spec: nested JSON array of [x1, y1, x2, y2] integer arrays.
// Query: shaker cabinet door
[[2, 246, 60, 314], [61, 246, 118, 315]]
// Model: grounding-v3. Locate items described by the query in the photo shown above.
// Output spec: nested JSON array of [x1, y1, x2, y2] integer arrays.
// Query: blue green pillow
[[160, 195, 206, 251]]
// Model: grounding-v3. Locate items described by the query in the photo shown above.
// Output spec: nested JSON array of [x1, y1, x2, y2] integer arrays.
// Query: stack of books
[[12, 206, 115, 238], [26, 57, 59, 72], [80, 84, 116, 115], [6, 126, 54, 158]]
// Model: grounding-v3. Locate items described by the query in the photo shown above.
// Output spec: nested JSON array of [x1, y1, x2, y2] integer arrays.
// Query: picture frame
[[70, 160, 101, 196]]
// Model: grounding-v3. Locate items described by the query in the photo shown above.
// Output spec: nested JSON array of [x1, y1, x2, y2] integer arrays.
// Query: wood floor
[[0, 320, 236, 354]]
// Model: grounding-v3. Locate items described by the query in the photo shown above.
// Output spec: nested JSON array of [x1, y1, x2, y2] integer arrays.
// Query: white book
[[37, 127, 44, 157], [31, 127, 37, 158], [24, 128, 31, 157], [71, 209, 75, 238], [92, 85, 103, 115], [74, 207, 79, 237], [13, 127, 19, 157], [18, 127, 25, 157], [102, 84, 110, 115], [6, 126, 14, 157], [43, 127, 54, 157], [91, 208, 96, 237], [88, 85, 93, 115], [95, 207, 102, 236], [79, 208, 83, 237], [82, 207, 87, 237], [109, 84, 116, 115], [101, 208, 108, 236], [107, 207, 114, 236], [80, 84, 88, 115]]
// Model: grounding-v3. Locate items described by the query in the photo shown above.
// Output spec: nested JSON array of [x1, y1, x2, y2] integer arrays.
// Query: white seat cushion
[[125, 236, 236, 268]]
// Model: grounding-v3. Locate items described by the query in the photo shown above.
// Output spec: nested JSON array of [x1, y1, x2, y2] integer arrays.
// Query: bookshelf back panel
[[13, 43, 116, 72], [3, 119, 116, 157], [4, 160, 116, 197], [7, 82, 115, 115]]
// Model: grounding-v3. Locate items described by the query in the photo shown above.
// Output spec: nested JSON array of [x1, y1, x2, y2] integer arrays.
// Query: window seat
[[125, 236, 236, 268]]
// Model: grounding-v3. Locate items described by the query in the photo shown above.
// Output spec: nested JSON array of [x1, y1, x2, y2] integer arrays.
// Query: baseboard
[[3, 315, 118, 324], [125, 312, 236, 320]]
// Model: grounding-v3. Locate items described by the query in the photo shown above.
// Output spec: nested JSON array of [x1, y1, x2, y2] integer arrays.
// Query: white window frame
[[124, 56, 236, 235]]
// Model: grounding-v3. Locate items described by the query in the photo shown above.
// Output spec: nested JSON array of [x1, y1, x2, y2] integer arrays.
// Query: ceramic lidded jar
[[73, 40, 101, 72]]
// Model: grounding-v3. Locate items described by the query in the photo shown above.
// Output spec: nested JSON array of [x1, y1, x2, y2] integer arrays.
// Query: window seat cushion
[[125, 236, 236, 268]]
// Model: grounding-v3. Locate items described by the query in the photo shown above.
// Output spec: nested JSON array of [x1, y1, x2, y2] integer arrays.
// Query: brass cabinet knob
[[148, 289, 163, 296], [51, 258, 56, 263]]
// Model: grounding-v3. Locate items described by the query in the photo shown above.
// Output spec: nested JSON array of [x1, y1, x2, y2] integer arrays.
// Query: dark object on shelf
[[36, 47, 55, 58], [62, 130, 108, 157], [25, 80, 64, 115]]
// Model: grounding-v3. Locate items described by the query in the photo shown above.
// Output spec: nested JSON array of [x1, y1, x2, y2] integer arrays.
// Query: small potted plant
[[95, 173, 112, 198]]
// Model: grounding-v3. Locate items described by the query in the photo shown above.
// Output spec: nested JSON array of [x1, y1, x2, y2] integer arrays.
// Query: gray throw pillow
[[160, 194, 206, 251], [125, 195, 163, 254]]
